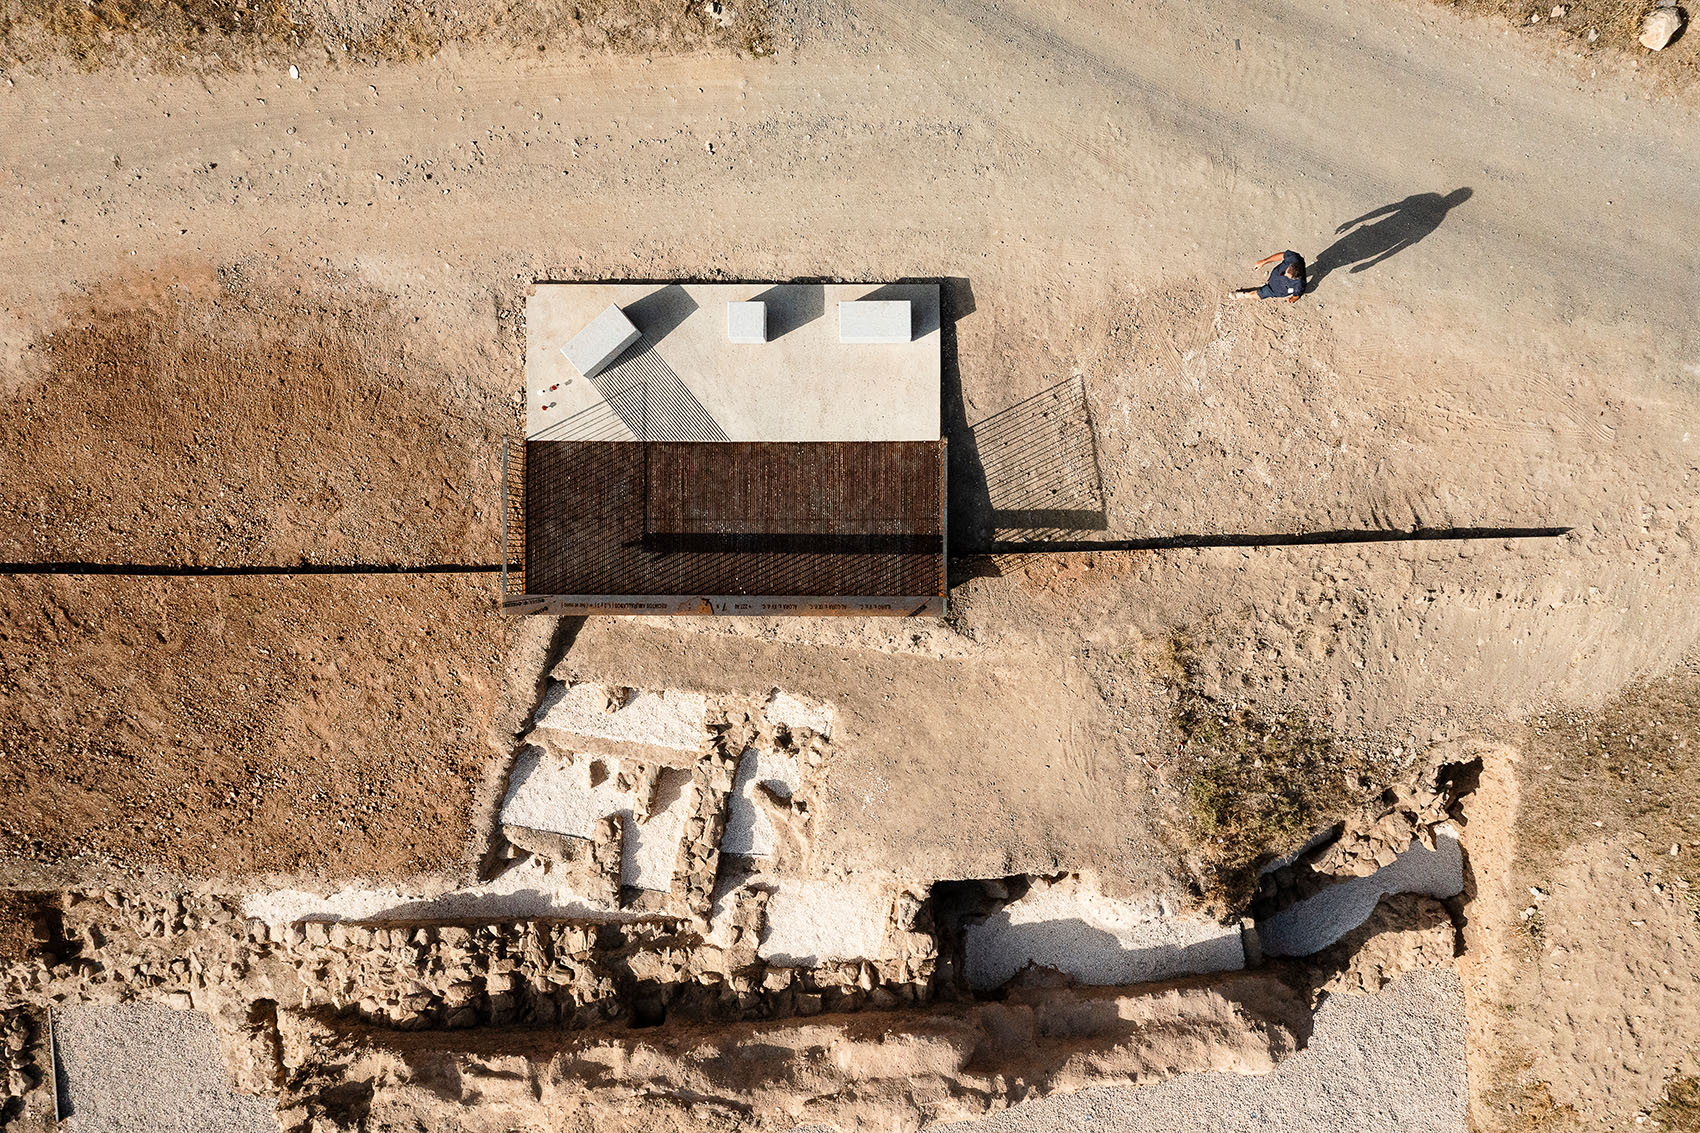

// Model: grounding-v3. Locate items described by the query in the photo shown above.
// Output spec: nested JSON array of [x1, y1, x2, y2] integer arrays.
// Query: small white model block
[[838, 300, 911, 344], [727, 301, 767, 344], [560, 303, 642, 379]]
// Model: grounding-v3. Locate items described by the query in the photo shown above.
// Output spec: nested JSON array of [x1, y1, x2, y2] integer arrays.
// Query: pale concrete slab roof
[[525, 282, 941, 442]]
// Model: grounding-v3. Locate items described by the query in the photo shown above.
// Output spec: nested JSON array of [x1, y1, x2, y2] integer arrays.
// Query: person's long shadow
[[1309, 188, 1472, 289]]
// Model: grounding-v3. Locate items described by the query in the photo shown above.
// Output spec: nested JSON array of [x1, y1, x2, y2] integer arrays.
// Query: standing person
[[1234, 250, 1306, 302]]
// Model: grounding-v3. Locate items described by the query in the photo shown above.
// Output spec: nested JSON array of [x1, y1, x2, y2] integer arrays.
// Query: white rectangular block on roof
[[560, 302, 641, 379], [727, 301, 767, 344], [838, 300, 911, 344]]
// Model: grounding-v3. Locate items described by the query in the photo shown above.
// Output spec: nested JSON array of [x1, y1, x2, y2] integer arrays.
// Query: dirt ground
[[0, 0, 778, 71], [1436, 0, 1700, 92], [1459, 666, 1700, 1132], [0, 262, 504, 567], [2, 0, 1700, 1125], [0, 262, 519, 885]]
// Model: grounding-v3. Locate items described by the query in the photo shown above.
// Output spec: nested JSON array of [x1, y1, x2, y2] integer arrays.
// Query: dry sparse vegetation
[[1435, 0, 1698, 87], [1521, 668, 1700, 893], [1162, 635, 1391, 906], [0, 0, 775, 71], [1656, 1076, 1700, 1133]]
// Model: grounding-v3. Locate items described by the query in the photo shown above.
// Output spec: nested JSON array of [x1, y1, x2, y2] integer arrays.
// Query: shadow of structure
[[749, 282, 825, 340], [1309, 188, 1473, 289], [947, 524, 1572, 585], [970, 375, 1108, 538], [573, 283, 726, 442], [931, 277, 992, 556], [622, 283, 698, 343], [586, 344, 728, 442], [858, 282, 944, 338]]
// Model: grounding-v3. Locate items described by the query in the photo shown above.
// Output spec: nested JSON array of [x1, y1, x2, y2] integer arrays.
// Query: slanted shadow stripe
[[589, 343, 728, 442], [531, 400, 631, 442]]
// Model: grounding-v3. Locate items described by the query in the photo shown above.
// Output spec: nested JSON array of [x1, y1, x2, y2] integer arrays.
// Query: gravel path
[[934, 969, 1467, 1133], [53, 1004, 276, 1133]]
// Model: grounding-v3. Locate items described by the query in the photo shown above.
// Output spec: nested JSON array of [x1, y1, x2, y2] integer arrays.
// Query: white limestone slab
[[241, 857, 644, 924], [532, 682, 709, 752], [499, 745, 630, 840], [763, 689, 834, 738], [704, 868, 756, 949], [963, 875, 1245, 990], [625, 772, 696, 891], [561, 303, 641, 379], [759, 878, 891, 967], [727, 300, 766, 344], [1256, 823, 1464, 958], [721, 748, 803, 858], [838, 300, 911, 344], [497, 747, 695, 893]]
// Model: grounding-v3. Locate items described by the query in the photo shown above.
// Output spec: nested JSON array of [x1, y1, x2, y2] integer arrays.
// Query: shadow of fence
[[969, 375, 1107, 540], [586, 344, 728, 442]]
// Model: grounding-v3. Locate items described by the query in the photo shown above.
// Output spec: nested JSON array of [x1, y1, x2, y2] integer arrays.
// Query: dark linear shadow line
[[1, 563, 504, 576], [977, 526, 1570, 555], [641, 532, 942, 556]]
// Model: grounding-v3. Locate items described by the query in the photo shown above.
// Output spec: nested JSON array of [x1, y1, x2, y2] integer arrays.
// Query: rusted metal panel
[[516, 439, 945, 609], [502, 594, 946, 617], [646, 442, 943, 536], [501, 438, 527, 596]]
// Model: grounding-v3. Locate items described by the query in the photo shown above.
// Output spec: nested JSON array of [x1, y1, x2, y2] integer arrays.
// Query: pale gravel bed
[[54, 1003, 276, 1133]]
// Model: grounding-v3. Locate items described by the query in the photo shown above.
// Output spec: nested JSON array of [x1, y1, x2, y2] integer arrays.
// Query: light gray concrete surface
[[929, 969, 1467, 1133], [54, 1003, 276, 1133], [526, 282, 940, 441]]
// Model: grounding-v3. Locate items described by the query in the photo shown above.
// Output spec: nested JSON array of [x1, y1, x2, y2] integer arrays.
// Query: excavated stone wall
[[0, 854, 1464, 1132], [0, 680, 1475, 1133]]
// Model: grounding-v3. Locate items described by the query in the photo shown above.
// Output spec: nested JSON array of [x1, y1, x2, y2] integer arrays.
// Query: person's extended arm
[[1286, 293, 1301, 303], [1336, 201, 1399, 233], [1255, 252, 1284, 267]]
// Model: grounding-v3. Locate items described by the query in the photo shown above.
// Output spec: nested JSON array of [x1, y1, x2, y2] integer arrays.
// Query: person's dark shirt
[[1258, 250, 1307, 298]]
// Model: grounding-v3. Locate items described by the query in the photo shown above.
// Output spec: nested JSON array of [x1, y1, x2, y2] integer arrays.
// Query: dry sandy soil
[[2, 0, 1700, 1127]]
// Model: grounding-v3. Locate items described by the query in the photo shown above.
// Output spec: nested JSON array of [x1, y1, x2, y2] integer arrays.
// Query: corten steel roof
[[503, 440, 947, 617]]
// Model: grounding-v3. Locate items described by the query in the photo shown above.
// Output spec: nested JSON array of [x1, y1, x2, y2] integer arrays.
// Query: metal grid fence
[[501, 437, 527, 598]]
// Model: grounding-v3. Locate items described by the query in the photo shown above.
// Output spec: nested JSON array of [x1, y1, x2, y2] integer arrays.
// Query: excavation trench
[[0, 665, 1482, 1132]]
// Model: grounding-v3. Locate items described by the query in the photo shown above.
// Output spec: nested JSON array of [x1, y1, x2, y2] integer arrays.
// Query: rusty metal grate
[[514, 440, 945, 603], [502, 437, 527, 597]]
